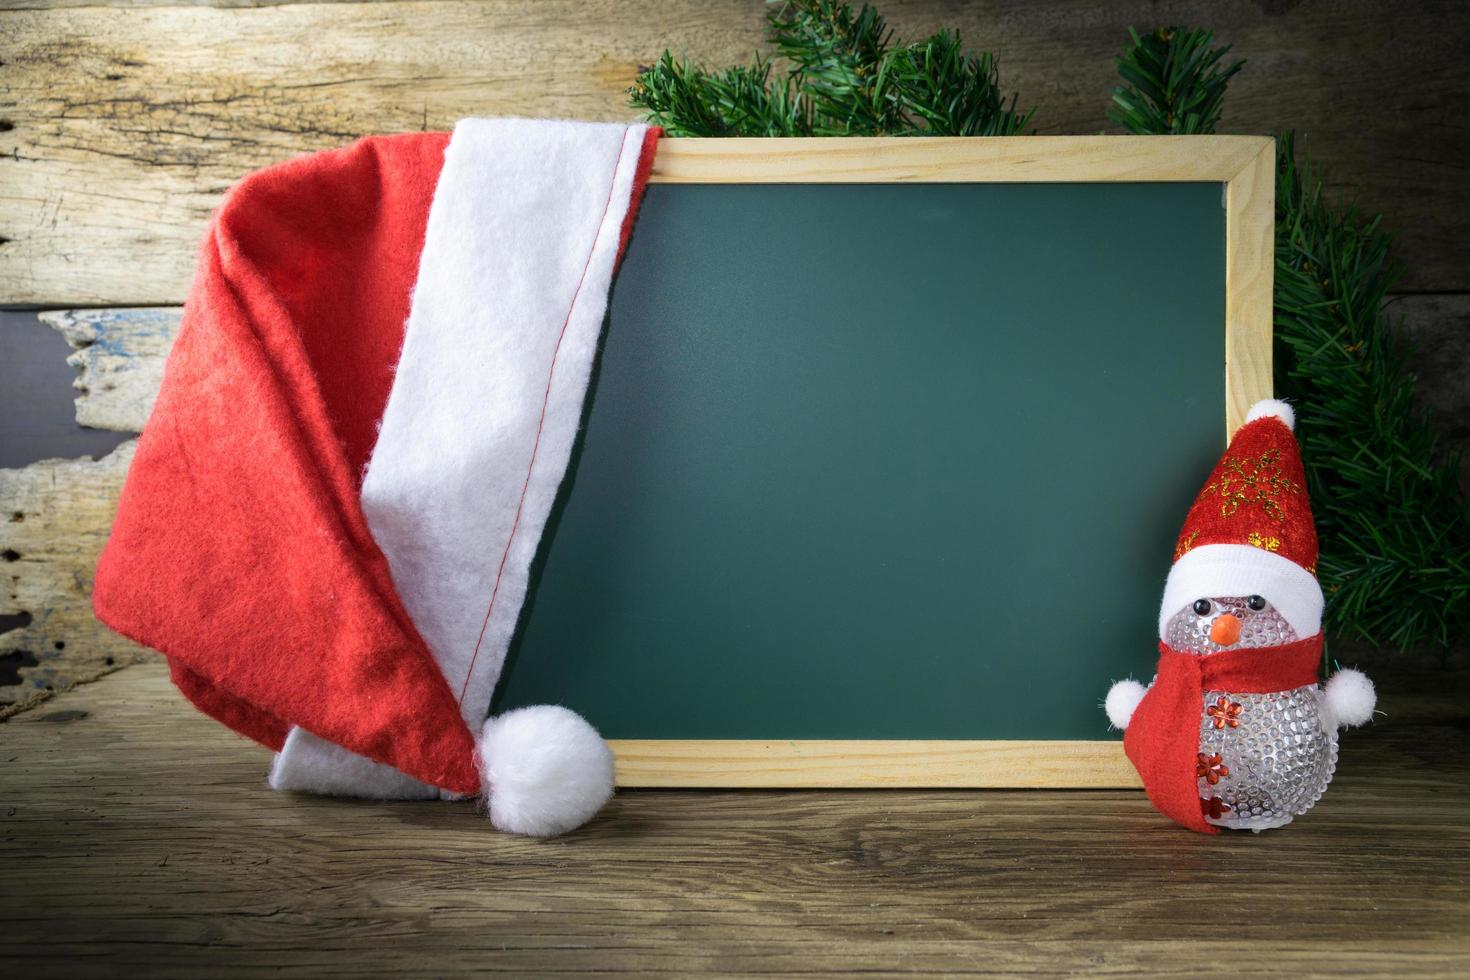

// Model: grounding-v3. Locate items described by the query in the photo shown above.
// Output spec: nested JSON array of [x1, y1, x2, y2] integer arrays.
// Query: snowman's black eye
[[1193, 599, 1212, 616], [1247, 595, 1267, 611]]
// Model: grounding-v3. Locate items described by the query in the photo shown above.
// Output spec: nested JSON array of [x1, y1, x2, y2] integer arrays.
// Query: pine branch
[[886, 30, 1034, 136], [769, 0, 900, 134], [628, 51, 812, 137], [1109, 27, 1243, 135], [628, 0, 1032, 138]]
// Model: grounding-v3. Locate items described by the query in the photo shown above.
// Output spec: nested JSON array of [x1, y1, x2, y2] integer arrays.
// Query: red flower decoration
[[1206, 696, 1243, 730], [1196, 752, 1230, 785], [1201, 796, 1232, 820]]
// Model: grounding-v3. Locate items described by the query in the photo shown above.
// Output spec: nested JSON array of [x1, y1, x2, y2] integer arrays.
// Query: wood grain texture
[[0, 312, 164, 714], [651, 134, 1269, 183], [1390, 294, 1470, 488], [0, 0, 765, 305], [4, 1, 1468, 304], [1224, 140, 1275, 435], [39, 308, 178, 432], [1, 657, 1467, 977], [0, 1, 398, 7], [0, 442, 148, 718], [610, 739, 1141, 789], [0, 311, 132, 468]]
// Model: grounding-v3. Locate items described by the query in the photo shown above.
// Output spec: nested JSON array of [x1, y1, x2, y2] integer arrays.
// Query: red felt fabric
[[1172, 416, 1318, 571], [94, 126, 661, 795], [1123, 634, 1324, 834], [94, 132, 476, 792]]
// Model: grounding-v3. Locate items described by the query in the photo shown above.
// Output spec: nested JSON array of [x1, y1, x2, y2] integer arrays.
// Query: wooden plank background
[[4, 0, 1470, 302], [2, 0, 1467, 721]]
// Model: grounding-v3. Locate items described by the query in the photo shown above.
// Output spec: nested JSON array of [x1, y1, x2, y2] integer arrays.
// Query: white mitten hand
[[1324, 668, 1376, 729], [1105, 679, 1148, 731]]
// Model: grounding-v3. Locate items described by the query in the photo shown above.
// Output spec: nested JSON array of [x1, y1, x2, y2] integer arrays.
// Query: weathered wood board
[[4, 0, 1469, 305], [1392, 294, 1470, 491], [1, 657, 1467, 976], [40, 308, 178, 432], [0, 310, 176, 713], [0, 0, 765, 305], [0, 442, 149, 717]]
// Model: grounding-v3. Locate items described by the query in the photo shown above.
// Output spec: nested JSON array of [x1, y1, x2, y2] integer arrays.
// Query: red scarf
[[1123, 634, 1324, 833]]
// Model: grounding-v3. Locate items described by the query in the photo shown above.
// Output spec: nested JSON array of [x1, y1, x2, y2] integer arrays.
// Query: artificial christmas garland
[[629, 0, 1032, 137], [630, 5, 1469, 653]]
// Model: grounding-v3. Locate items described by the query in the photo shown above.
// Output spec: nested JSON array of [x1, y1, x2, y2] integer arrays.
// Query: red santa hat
[[1158, 399, 1323, 640], [92, 119, 661, 836]]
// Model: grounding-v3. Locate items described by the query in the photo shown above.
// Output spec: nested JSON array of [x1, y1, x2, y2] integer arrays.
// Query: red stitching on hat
[[458, 126, 634, 707]]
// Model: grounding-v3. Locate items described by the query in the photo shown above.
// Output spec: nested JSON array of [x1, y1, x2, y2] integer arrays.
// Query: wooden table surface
[[3, 656, 1467, 978]]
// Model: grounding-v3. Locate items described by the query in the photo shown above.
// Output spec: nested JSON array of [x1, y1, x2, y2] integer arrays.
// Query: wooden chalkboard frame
[[598, 135, 1275, 788]]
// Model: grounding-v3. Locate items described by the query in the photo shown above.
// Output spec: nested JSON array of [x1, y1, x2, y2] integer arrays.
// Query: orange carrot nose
[[1209, 613, 1243, 646]]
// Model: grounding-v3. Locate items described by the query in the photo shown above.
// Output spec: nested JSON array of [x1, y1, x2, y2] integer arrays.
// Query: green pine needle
[[769, 0, 899, 134], [628, 51, 813, 137], [886, 30, 1034, 136], [628, 0, 1033, 138], [1109, 27, 1244, 135]]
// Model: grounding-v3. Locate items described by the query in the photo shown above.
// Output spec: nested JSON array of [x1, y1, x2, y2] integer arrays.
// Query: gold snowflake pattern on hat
[[1200, 449, 1302, 522]]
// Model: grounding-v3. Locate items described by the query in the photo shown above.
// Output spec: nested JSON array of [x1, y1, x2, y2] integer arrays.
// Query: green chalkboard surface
[[493, 181, 1226, 745]]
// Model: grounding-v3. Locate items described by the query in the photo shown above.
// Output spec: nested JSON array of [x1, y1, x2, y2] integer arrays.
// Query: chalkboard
[[492, 138, 1275, 787]]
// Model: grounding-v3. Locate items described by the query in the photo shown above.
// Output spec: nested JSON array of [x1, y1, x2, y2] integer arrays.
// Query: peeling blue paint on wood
[[40, 307, 182, 433]]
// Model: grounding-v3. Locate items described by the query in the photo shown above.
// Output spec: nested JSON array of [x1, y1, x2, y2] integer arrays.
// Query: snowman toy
[[1106, 399, 1377, 833]]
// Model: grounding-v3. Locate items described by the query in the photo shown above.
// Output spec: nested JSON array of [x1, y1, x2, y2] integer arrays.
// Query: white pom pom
[[1324, 668, 1377, 729], [1245, 398, 1296, 431], [478, 705, 614, 837], [1105, 679, 1148, 730]]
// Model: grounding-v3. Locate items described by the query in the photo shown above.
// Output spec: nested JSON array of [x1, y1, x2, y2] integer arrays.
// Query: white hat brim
[[1159, 543, 1323, 639]]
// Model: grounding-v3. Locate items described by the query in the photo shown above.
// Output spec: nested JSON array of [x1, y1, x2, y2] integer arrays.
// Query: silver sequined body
[[1197, 685, 1338, 830], [1164, 595, 1337, 831]]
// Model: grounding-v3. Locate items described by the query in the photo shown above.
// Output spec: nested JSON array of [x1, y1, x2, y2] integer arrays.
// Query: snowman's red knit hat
[[92, 119, 661, 836], [1157, 399, 1323, 639]]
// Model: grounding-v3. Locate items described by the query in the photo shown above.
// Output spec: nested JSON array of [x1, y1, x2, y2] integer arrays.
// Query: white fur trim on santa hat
[[479, 706, 615, 837], [269, 727, 438, 799], [1159, 543, 1323, 640], [272, 119, 647, 802], [364, 118, 648, 732], [1245, 398, 1295, 431]]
